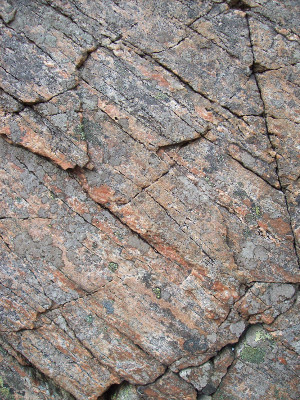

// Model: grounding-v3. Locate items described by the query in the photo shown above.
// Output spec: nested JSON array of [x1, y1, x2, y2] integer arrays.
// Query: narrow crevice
[[246, 14, 300, 268], [188, 24, 240, 61], [13, 325, 42, 334], [151, 36, 188, 54], [282, 194, 300, 267], [200, 322, 256, 396], [120, 167, 174, 207], [0, 77, 79, 107], [100, 382, 124, 400], [250, 62, 279, 73], [129, 41, 258, 122], [172, 324, 252, 396], [100, 366, 169, 400], [227, 0, 251, 11], [71, 170, 192, 272], [0, 216, 52, 221], [156, 132, 205, 154], [226, 152, 281, 191], [0, 9, 16, 24]]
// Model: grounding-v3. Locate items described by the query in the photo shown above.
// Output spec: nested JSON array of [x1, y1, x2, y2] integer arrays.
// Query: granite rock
[[0, 1, 299, 399]]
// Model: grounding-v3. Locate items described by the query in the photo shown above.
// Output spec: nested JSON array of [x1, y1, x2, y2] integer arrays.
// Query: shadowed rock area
[[0, 0, 299, 399]]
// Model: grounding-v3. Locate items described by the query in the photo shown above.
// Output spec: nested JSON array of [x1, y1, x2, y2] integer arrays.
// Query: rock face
[[0, 0, 299, 399]]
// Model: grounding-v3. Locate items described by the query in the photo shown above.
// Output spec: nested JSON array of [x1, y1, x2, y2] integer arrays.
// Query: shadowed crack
[[124, 39, 256, 122], [246, 15, 300, 268], [0, 335, 76, 399], [228, 0, 251, 11]]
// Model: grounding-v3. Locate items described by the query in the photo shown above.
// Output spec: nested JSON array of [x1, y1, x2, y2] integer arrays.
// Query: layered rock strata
[[0, 1, 299, 399]]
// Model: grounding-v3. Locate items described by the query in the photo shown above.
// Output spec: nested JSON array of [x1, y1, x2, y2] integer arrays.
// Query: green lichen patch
[[0, 377, 14, 400], [154, 92, 169, 101], [49, 192, 57, 199], [274, 388, 290, 400], [245, 204, 262, 223], [255, 328, 275, 344], [74, 123, 86, 140], [152, 287, 161, 299], [108, 262, 119, 272], [86, 314, 94, 324], [254, 205, 261, 217], [204, 176, 216, 187], [111, 382, 136, 400], [240, 344, 266, 364]]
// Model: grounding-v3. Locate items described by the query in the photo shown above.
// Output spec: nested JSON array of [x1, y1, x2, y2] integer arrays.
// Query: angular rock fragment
[[234, 283, 297, 324], [0, 21, 76, 104], [249, 17, 300, 71], [0, 105, 89, 170], [137, 371, 197, 400], [265, 295, 300, 355], [214, 325, 300, 400], [46, 302, 165, 385], [257, 65, 300, 190], [179, 347, 234, 394], [154, 21, 262, 115], [5, 325, 120, 400]]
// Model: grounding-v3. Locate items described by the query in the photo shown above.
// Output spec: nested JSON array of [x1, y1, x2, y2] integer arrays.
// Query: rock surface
[[0, 0, 299, 399]]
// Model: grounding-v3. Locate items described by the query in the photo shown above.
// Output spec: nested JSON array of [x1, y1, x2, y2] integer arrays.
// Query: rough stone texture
[[0, 1, 299, 399], [213, 324, 300, 400]]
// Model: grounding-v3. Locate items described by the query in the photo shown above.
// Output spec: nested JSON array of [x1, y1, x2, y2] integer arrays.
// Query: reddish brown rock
[[5, 325, 120, 400], [137, 371, 197, 400], [0, 106, 89, 170], [265, 295, 300, 355], [234, 283, 297, 324], [213, 325, 300, 400], [0, 336, 74, 400], [0, 1, 299, 399]]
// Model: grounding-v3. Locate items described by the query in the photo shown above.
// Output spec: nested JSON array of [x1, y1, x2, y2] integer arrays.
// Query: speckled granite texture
[[0, 1, 299, 399]]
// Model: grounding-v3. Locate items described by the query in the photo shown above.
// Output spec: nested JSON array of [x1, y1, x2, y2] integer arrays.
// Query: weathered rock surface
[[0, 0, 299, 399]]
